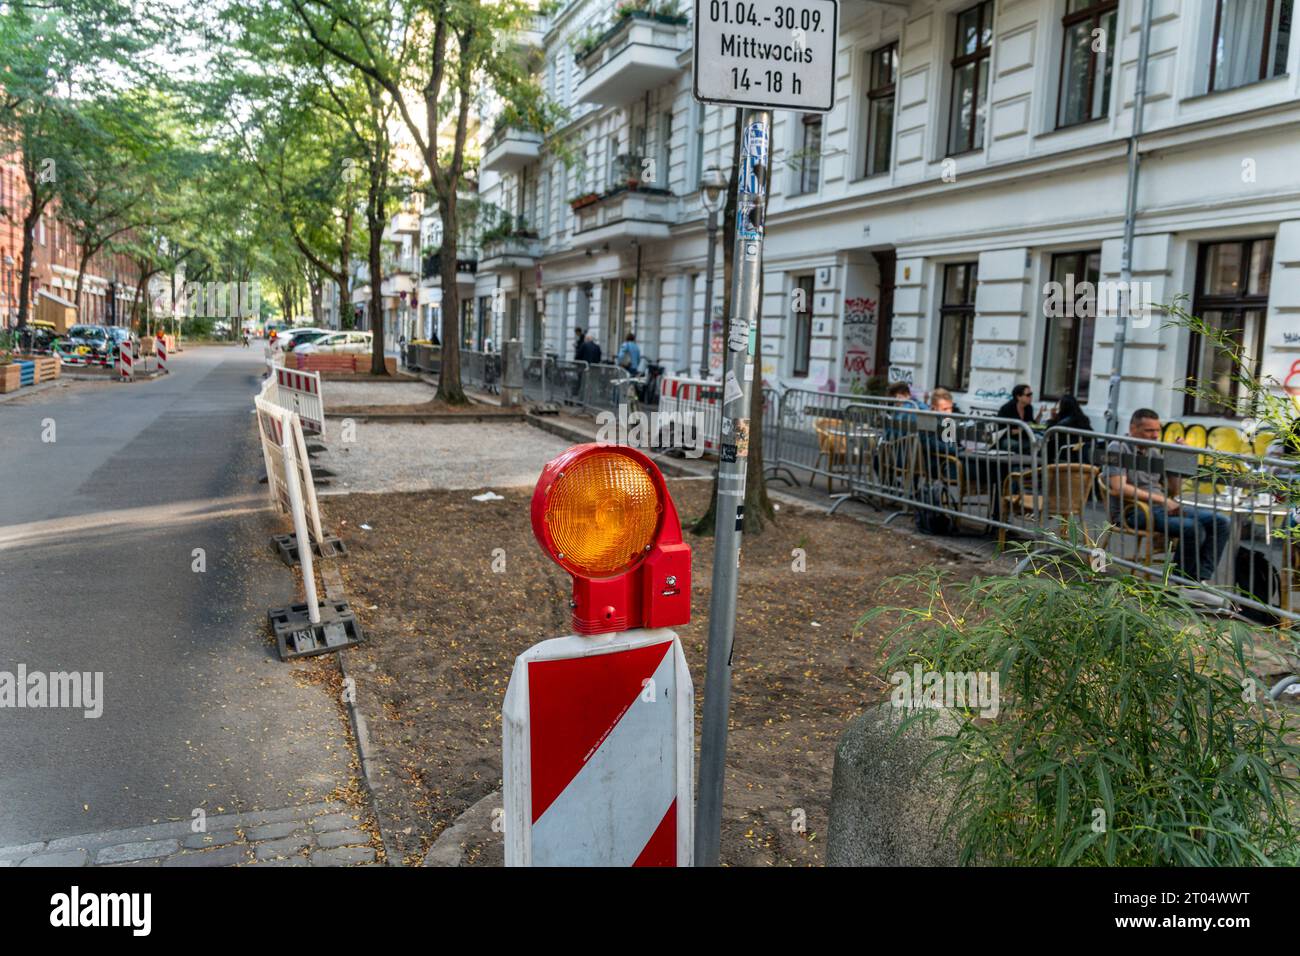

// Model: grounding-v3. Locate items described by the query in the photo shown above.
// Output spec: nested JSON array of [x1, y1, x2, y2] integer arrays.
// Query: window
[[1057, 0, 1117, 127], [947, 1, 994, 155], [655, 110, 672, 189], [1208, 0, 1292, 92], [796, 115, 822, 194], [1041, 250, 1100, 402], [1186, 238, 1273, 416], [936, 262, 978, 391], [792, 275, 814, 377], [864, 43, 898, 177]]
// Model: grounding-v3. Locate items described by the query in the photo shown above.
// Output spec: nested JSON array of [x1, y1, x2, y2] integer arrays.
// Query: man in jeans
[[1103, 408, 1232, 583]]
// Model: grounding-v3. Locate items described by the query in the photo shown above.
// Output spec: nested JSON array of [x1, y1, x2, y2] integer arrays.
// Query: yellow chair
[[1253, 431, 1277, 457], [1162, 421, 1185, 444], [1183, 423, 1207, 449]]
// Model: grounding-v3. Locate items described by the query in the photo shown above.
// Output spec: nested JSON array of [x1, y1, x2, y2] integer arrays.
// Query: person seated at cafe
[[1102, 408, 1232, 584], [996, 384, 1038, 424], [884, 381, 927, 440], [1044, 393, 1094, 460], [928, 387, 963, 415]]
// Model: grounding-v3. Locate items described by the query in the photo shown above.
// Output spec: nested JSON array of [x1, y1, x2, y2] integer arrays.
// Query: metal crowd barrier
[[406, 344, 441, 374], [657, 374, 723, 455], [522, 355, 589, 407], [1038, 426, 1298, 623], [809, 400, 1298, 623], [765, 389, 910, 491]]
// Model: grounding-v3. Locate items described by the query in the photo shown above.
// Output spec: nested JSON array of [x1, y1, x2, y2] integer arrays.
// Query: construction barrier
[[273, 366, 325, 434], [156, 338, 168, 374], [117, 343, 133, 381], [657, 375, 723, 454], [254, 380, 357, 659], [502, 629, 694, 866]]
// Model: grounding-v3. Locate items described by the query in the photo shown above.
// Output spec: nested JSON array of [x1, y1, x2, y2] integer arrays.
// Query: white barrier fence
[[272, 366, 324, 434], [254, 390, 320, 627], [657, 375, 722, 454]]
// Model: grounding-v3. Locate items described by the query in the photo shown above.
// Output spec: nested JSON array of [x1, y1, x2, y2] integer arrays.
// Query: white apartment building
[[474, 0, 1300, 427]]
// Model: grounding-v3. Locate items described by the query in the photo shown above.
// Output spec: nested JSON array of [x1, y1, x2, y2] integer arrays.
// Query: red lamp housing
[[531, 443, 692, 635]]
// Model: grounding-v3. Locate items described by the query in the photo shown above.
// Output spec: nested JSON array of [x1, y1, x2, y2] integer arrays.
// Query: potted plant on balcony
[[569, 191, 601, 212]]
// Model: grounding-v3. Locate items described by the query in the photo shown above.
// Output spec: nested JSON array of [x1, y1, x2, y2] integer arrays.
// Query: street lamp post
[[698, 166, 727, 379]]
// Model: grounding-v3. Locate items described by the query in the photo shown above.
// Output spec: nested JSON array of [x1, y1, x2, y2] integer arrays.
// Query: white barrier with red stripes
[[156, 338, 168, 374], [273, 366, 324, 434], [503, 629, 693, 866], [253, 389, 320, 625], [658, 375, 722, 453], [117, 345, 133, 381], [257, 377, 325, 545]]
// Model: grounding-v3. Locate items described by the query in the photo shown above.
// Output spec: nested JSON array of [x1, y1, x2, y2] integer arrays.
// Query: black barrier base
[[268, 600, 364, 660], [271, 531, 349, 565], [529, 402, 560, 416]]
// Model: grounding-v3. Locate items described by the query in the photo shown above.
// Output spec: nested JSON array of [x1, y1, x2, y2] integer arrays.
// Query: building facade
[[472, 0, 1300, 428], [1, 154, 141, 328]]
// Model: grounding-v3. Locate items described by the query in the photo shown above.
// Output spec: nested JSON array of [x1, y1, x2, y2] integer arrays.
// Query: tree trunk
[[435, 198, 466, 403], [366, 182, 386, 375]]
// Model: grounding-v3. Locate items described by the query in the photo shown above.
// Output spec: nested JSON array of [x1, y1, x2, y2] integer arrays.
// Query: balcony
[[482, 126, 543, 175], [574, 11, 688, 107], [479, 233, 542, 272], [422, 250, 478, 286], [516, 13, 550, 50], [568, 185, 675, 248]]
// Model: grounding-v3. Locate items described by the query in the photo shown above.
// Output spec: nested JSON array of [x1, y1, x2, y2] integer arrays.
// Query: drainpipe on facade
[[1104, 0, 1153, 434]]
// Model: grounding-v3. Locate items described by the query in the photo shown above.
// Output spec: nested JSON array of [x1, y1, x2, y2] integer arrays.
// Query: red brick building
[[1, 153, 141, 328]]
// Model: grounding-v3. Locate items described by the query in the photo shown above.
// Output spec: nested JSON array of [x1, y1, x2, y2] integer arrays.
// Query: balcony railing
[[479, 234, 543, 271], [574, 11, 688, 106], [482, 126, 544, 174], [422, 251, 479, 281], [568, 184, 675, 248]]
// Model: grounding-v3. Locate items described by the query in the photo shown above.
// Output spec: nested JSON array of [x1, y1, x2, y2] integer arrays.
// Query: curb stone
[[424, 790, 501, 867]]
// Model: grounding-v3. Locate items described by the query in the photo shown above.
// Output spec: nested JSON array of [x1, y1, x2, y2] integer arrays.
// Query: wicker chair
[[813, 417, 848, 492], [998, 463, 1100, 550], [1098, 482, 1172, 570]]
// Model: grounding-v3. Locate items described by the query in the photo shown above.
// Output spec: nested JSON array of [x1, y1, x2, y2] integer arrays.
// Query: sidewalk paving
[[0, 801, 380, 867]]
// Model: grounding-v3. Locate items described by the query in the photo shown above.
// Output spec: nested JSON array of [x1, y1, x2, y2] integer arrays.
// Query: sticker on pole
[[693, 0, 838, 112]]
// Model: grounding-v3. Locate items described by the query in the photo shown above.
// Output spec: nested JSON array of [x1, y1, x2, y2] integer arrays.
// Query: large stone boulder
[[827, 702, 963, 866]]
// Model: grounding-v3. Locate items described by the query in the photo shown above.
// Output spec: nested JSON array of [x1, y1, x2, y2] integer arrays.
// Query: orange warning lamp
[[531, 444, 691, 635]]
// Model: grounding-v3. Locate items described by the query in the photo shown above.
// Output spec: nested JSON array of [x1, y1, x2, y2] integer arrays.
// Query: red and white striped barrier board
[[117, 343, 133, 381], [253, 390, 321, 624], [274, 366, 325, 435], [157, 339, 168, 374], [503, 629, 693, 866], [658, 375, 722, 453]]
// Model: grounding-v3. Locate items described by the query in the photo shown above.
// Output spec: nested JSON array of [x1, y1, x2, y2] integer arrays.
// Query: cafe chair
[[813, 417, 848, 492], [1099, 482, 1172, 571], [1162, 421, 1185, 444], [998, 463, 1100, 550]]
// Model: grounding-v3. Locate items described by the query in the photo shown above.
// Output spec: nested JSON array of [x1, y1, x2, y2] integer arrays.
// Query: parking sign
[[693, 0, 838, 112]]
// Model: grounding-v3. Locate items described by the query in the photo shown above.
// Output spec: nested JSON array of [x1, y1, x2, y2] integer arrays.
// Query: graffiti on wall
[[839, 296, 878, 396]]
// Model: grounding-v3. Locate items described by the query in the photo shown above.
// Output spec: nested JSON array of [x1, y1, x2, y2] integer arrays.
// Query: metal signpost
[[692, 0, 837, 866]]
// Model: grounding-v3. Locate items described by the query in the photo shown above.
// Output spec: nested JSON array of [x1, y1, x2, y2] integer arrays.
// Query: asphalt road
[[0, 345, 351, 846]]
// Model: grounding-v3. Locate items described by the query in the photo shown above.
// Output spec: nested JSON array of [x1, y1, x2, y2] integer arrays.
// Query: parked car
[[276, 327, 330, 352], [17, 323, 60, 355], [295, 331, 372, 355], [58, 324, 112, 365], [104, 326, 140, 359]]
